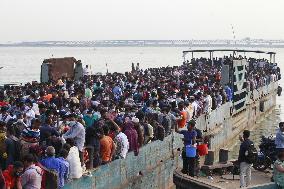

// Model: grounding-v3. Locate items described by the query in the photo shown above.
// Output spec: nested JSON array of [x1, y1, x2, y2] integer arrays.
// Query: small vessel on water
[[40, 57, 83, 82]]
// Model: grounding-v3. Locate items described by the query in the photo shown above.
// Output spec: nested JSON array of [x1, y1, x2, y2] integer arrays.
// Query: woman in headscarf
[[123, 121, 139, 156]]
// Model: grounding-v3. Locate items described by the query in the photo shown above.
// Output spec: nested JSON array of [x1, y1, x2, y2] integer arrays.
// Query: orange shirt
[[100, 136, 114, 162], [178, 111, 187, 128], [43, 94, 52, 102]]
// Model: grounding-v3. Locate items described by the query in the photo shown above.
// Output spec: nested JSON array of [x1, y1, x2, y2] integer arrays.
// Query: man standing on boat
[[83, 65, 91, 77], [238, 130, 257, 188], [175, 122, 197, 177], [275, 122, 284, 153]]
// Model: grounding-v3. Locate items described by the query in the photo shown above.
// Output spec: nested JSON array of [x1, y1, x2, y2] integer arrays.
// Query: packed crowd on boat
[[0, 56, 280, 189]]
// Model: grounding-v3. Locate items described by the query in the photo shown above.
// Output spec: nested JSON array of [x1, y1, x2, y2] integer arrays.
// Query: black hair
[[243, 130, 250, 138], [178, 101, 184, 108], [0, 121, 6, 128], [13, 161, 24, 169], [23, 154, 35, 163], [7, 125, 15, 136], [31, 118, 41, 126], [66, 138, 75, 147], [63, 143, 71, 152], [102, 125, 110, 135], [59, 149, 69, 159]]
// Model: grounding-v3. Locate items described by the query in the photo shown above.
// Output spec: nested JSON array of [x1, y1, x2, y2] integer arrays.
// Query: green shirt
[[274, 159, 284, 187], [83, 114, 98, 127]]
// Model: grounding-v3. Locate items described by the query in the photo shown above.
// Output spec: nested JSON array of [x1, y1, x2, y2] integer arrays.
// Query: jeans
[[240, 162, 252, 188]]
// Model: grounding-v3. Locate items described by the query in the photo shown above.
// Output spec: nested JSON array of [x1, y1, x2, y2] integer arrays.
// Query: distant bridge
[[1, 39, 284, 47]]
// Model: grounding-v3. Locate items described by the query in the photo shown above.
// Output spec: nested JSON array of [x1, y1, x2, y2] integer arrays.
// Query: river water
[[0, 47, 283, 157]]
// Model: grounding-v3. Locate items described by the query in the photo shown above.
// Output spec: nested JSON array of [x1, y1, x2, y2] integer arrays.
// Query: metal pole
[[212, 52, 214, 67], [274, 54, 276, 63]]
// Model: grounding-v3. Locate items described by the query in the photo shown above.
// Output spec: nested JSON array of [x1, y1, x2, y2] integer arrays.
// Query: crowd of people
[[0, 55, 280, 189]]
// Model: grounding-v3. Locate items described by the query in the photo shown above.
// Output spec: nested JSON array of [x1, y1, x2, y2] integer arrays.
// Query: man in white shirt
[[190, 96, 200, 118], [114, 131, 129, 159], [83, 65, 91, 76], [203, 91, 212, 114], [25, 102, 36, 127], [184, 101, 193, 122]]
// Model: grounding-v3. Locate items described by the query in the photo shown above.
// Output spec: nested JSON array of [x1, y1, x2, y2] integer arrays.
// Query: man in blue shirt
[[176, 121, 197, 176], [39, 117, 60, 143], [40, 146, 66, 188], [63, 114, 85, 164], [113, 84, 122, 98], [225, 85, 232, 102], [275, 122, 284, 153], [56, 149, 70, 187]]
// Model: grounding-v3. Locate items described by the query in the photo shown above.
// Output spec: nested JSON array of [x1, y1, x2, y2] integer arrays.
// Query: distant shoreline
[[1, 39, 284, 48], [1, 45, 284, 48]]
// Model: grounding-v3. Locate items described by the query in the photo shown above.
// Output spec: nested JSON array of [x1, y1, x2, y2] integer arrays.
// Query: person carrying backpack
[[238, 130, 257, 188]]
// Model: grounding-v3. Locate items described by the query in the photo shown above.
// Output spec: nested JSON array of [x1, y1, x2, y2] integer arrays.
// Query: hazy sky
[[1, 0, 284, 41]]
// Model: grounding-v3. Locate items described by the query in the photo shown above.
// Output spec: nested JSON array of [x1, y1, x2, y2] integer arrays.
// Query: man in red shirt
[[3, 161, 24, 189]]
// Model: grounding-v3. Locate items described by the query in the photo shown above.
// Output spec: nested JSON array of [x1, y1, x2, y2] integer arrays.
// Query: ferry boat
[[63, 49, 280, 189]]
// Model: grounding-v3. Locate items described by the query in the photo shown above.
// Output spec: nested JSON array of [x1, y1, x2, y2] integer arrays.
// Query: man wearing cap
[[40, 146, 66, 188], [275, 122, 284, 153]]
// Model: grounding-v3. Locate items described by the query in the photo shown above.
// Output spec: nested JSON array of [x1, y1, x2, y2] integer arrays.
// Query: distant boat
[[0, 67, 3, 69]]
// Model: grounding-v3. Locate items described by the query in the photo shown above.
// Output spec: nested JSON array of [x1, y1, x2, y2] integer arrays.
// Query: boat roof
[[182, 49, 276, 55]]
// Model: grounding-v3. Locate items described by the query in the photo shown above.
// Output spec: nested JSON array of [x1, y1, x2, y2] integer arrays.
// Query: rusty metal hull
[[41, 57, 82, 82]]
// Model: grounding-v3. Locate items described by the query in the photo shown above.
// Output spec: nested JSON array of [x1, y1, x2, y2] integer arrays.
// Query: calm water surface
[[0, 47, 283, 156]]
